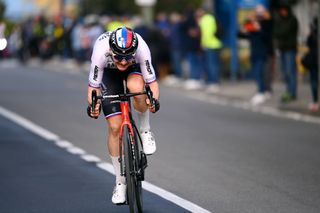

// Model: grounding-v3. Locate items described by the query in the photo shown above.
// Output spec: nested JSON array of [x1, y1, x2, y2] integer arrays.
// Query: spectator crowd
[[0, 3, 319, 113]]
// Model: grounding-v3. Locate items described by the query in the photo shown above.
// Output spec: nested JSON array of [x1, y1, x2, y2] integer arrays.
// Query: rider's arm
[[134, 34, 160, 112], [87, 33, 109, 118], [87, 56, 104, 118], [148, 81, 160, 101], [147, 81, 160, 113], [88, 33, 109, 90], [87, 62, 103, 105], [135, 34, 157, 85]]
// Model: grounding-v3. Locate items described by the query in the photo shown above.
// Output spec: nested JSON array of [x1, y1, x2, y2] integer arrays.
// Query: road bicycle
[[91, 80, 155, 213]]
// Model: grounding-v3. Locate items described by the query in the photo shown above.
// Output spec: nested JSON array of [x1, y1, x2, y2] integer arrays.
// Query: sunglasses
[[113, 54, 135, 62]]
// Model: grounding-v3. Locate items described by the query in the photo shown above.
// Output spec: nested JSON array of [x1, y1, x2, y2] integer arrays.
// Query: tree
[[78, 0, 204, 16], [155, 0, 203, 13], [271, 0, 299, 8], [79, 0, 139, 16]]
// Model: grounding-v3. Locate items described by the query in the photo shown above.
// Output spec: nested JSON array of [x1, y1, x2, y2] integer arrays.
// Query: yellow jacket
[[199, 14, 222, 49]]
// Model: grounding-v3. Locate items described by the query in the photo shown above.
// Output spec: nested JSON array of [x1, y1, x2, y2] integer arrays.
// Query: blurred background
[[0, 0, 318, 80]]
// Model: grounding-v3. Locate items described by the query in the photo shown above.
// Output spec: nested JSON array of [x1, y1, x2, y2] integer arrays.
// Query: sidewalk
[[215, 80, 317, 115], [161, 75, 320, 118]]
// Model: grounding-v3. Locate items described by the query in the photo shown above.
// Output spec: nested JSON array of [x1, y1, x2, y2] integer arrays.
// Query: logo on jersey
[[145, 60, 153, 75], [98, 33, 107, 41], [93, 66, 99, 80]]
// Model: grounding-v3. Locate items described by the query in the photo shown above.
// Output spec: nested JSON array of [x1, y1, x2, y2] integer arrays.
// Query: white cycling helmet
[[109, 26, 138, 56]]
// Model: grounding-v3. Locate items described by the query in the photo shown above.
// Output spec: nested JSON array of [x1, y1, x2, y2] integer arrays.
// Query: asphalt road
[[1, 61, 320, 213], [0, 115, 187, 213]]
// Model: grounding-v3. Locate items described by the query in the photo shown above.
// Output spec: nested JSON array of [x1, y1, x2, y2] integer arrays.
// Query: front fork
[[118, 102, 147, 179], [119, 101, 133, 177]]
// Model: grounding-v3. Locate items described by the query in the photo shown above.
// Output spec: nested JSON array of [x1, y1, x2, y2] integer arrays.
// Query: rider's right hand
[[87, 102, 101, 119]]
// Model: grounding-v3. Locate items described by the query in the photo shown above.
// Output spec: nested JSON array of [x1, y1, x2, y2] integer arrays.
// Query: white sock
[[111, 156, 126, 185], [135, 110, 150, 133]]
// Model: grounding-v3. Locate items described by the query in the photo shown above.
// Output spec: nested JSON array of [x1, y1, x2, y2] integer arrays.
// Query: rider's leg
[[107, 115, 126, 204], [127, 74, 150, 132], [107, 115, 125, 184], [127, 74, 156, 155]]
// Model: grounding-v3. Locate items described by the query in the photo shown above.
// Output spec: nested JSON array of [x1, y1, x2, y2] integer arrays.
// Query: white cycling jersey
[[88, 31, 157, 88]]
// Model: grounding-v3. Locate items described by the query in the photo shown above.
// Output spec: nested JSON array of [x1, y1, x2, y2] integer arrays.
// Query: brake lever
[[145, 84, 153, 101], [91, 90, 97, 113], [145, 84, 159, 112], [87, 90, 99, 119]]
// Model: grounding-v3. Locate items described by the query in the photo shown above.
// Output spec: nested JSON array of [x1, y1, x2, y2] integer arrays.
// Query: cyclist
[[86, 26, 160, 204]]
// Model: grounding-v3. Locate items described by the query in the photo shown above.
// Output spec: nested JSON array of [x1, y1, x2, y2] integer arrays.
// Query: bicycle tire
[[123, 126, 142, 213], [132, 125, 143, 212]]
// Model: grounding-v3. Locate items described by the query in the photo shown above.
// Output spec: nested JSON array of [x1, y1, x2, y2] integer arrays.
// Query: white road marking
[[0, 105, 212, 213], [142, 181, 211, 213], [67, 147, 86, 155], [96, 162, 115, 175], [81, 154, 101, 163], [0, 106, 59, 141], [55, 140, 74, 148]]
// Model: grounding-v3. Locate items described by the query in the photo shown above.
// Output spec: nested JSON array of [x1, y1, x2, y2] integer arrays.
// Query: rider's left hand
[[146, 98, 160, 113]]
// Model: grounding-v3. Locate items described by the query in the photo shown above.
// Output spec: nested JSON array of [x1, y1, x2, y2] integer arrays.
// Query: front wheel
[[123, 126, 143, 213], [133, 127, 144, 212]]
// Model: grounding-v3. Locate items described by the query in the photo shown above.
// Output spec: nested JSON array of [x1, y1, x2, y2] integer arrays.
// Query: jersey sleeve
[[88, 32, 109, 88], [135, 34, 157, 84]]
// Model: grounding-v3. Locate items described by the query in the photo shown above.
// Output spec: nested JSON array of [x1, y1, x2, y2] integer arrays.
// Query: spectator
[[80, 22, 93, 61], [154, 12, 171, 80], [17, 19, 32, 63], [239, 4, 273, 105], [162, 12, 184, 86], [8, 25, 21, 58], [106, 15, 123, 31], [52, 15, 65, 57], [302, 18, 319, 112], [71, 18, 87, 63], [133, 15, 150, 39], [30, 15, 46, 57], [196, 8, 223, 94], [180, 7, 203, 90], [61, 14, 76, 59], [86, 15, 104, 50], [155, 12, 170, 38], [0, 19, 7, 57], [273, 5, 299, 103]]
